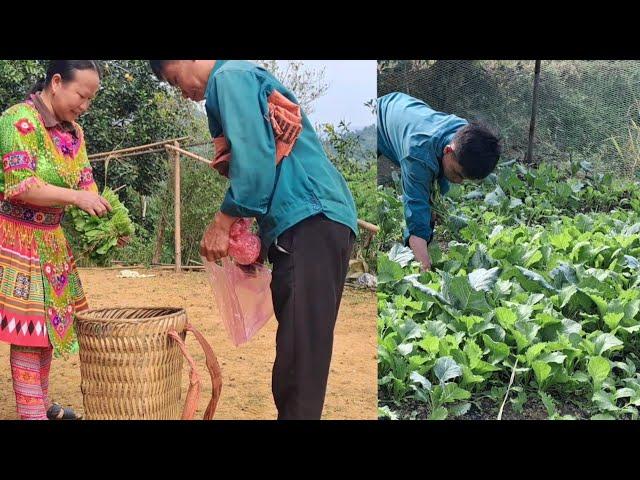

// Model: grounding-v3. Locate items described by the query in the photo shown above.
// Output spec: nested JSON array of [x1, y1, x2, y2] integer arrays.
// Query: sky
[[275, 60, 376, 130]]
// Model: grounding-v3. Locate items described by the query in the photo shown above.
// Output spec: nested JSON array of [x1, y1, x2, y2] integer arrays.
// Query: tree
[[253, 60, 328, 114], [0, 60, 45, 109]]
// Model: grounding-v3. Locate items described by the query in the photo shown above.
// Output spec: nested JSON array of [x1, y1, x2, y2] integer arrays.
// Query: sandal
[[46, 402, 83, 420]]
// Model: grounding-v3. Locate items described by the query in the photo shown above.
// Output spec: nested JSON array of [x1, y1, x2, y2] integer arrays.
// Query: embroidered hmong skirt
[[0, 194, 88, 357]]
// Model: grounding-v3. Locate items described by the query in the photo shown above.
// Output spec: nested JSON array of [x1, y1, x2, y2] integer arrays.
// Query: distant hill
[[320, 123, 376, 164], [352, 124, 376, 153]]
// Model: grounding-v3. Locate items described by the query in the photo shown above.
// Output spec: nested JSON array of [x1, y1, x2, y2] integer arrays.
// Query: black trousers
[[267, 214, 355, 420]]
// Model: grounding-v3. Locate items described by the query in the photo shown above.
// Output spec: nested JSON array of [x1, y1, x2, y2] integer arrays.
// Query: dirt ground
[[0, 268, 377, 420]]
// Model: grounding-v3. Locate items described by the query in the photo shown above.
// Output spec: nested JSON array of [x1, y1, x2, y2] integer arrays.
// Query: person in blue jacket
[[149, 60, 358, 420], [378, 92, 501, 270]]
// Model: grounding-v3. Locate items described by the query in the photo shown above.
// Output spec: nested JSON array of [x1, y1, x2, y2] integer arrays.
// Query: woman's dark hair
[[29, 60, 103, 94]]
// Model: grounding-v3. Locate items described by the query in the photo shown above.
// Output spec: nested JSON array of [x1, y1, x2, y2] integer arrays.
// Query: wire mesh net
[[378, 60, 640, 179]]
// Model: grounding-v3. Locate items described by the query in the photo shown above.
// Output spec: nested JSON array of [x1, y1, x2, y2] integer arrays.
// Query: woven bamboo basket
[[75, 307, 222, 420]]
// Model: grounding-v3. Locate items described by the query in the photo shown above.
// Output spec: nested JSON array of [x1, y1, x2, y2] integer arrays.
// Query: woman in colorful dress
[[0, 60, 113, 420]]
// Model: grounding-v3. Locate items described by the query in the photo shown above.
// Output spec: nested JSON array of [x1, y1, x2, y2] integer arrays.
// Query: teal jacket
[[378, 92, 468, 244], [205, 60, 358, 251]]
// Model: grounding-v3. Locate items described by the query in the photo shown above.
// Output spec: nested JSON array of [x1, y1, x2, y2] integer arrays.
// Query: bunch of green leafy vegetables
[[68, 187, 135, 266], [379, 161, 640, 420]]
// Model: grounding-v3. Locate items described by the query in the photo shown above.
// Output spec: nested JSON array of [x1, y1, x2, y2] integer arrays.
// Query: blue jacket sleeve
[[215, 70, 277, 218], [401, 155, 435, 245]]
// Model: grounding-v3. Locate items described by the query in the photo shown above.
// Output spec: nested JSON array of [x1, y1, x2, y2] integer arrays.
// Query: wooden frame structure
[[89, 138, 380, 272]]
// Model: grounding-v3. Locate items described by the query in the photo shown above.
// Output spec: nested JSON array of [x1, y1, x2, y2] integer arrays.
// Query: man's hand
[[200, 211, 238, 262], [408, 234, 432, 271]]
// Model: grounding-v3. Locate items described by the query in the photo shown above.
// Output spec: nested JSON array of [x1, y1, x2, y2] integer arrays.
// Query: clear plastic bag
[[203, 256, 274, 346]]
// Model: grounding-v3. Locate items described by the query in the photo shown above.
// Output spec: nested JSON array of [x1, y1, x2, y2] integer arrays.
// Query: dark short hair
[[149, 60, 177, 81], [452, 121, 501, 180], [29, 60, 103, 94]]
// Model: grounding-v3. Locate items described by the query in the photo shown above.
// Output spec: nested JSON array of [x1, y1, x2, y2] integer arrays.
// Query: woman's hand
[[73, 190, 112, 217]]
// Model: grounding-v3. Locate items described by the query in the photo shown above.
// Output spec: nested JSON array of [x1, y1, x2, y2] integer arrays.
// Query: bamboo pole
[[88, 136, 190, 160], [173, 141, 182, 273], [151, 265, 204, 271], [164, 144, 212, 165], [90, 143, 208, 163], [357, 219, 380, 234], [89, 147, 168, 162]]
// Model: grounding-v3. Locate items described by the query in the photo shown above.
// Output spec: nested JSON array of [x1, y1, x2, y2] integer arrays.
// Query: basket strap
[[185, 323, 223, 420], [167, 330, 201, 420]]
